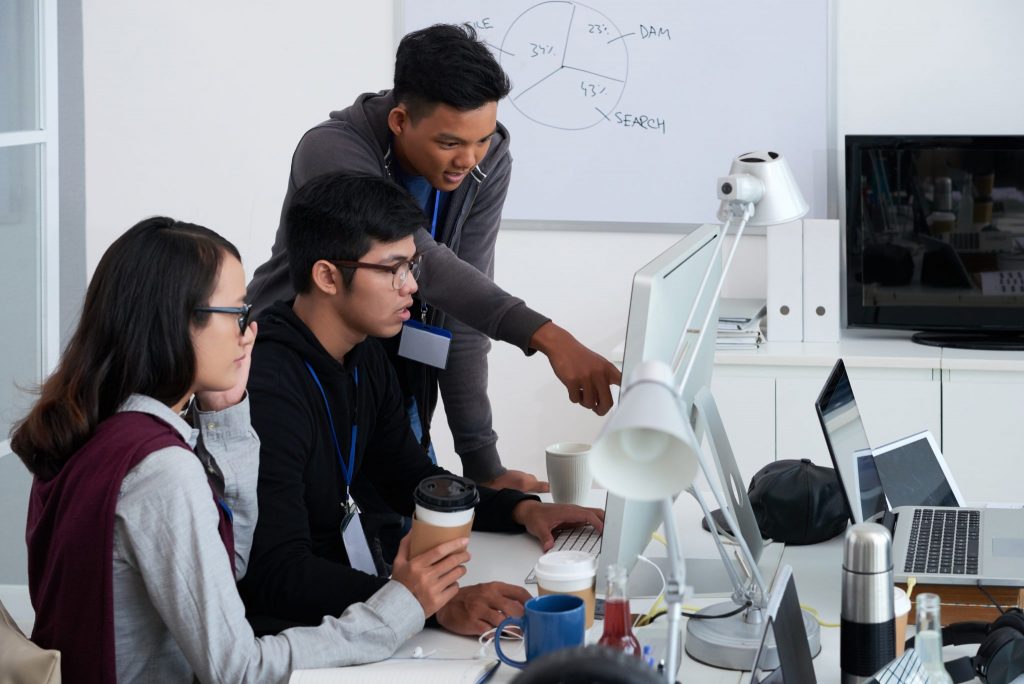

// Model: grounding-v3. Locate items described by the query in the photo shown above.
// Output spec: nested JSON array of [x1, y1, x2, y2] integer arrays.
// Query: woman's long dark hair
[[10, 216, 240, 480]]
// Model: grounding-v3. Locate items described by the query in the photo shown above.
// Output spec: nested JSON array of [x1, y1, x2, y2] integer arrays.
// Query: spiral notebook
[[288, 658, 500, 684]]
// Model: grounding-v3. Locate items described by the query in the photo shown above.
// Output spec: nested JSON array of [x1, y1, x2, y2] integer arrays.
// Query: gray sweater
[[111, 395, 424, 683], [247, 91, 550, 481]]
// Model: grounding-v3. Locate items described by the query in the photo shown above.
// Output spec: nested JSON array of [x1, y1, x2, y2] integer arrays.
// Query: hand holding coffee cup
[[390, 534, 469, 618], [408, 475, 479, 557], [534, 550, 598, 629], [545, 442, 593, 506]]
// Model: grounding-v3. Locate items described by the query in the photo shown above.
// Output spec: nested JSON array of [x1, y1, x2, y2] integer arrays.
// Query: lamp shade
[[589, 360, 701, 501], [716, 150, 808, 226]]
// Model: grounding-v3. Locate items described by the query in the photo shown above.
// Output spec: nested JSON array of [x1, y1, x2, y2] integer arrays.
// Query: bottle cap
[[413, 475, 480, 512], [843, 522, 892, 574], [534, 550, 597, 584]]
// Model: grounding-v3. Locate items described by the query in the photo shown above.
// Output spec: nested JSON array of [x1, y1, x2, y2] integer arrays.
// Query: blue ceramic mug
[[494, 594, 586, 669]]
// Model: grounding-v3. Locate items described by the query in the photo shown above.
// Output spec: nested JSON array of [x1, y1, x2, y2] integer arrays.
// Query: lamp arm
[[668, 212, 734, 375], [685, 484, 748, 599], [660, 497, 685, 684], [692, 387, 771, 602], [673, 201, 755, 389]]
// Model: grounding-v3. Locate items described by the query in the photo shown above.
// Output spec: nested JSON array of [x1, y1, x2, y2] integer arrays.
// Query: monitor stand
[[912, 330, 1024, 350], [680, 388, 822, 670], [625, 547, 784, 599], [685, 602, 821, 671]]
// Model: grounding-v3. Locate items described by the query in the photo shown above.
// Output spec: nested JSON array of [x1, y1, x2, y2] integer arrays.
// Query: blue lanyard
[[304, 361, 359, 488], [430, 188, 440, 240], [419, 188, 442, 321]]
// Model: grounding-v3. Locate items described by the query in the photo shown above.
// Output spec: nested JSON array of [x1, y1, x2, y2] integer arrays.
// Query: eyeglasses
[[332, 253, 422, 290], [193, 303, 253, 335]]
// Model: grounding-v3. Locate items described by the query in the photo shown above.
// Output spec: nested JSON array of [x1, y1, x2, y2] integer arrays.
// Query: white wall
[[835, 0, 1024, 138], [82, 0, 397, 274], [834, 0, 1024, 223]]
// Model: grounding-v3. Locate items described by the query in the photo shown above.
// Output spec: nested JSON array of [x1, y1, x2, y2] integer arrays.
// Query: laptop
[[815, 359, 1024, 586]]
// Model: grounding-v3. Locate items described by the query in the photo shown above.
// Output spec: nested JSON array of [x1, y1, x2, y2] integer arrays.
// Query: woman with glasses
[[11, 217, 468, 683]]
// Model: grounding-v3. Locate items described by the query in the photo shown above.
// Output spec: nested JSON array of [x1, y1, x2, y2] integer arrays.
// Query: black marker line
[[560, 3, 576, 67], [594, 107, 611, 121], [513, 67, 563, 102], [562, 64, 625, 83], [485, 41, 515, 57], [607, 32, 635, 45]]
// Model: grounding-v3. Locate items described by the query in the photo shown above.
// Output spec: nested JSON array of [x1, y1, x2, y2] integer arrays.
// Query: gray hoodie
[[247, 90, 550, 481]]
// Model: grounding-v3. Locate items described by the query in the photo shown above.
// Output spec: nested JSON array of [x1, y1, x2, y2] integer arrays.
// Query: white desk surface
[[389, 493, 767, 683], [305, 492, 989, 683]]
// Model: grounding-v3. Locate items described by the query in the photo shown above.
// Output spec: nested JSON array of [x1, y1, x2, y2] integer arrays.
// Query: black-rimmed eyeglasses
[[193, 303, 253, 335], [332, 253, 422, 290]]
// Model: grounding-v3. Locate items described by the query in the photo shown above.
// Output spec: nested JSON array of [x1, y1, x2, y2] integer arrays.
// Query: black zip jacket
[[238, 302, 536, 631]]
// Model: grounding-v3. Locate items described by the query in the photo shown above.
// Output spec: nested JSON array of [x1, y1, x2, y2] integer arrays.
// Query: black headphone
[[904, 608, 1024, 684]]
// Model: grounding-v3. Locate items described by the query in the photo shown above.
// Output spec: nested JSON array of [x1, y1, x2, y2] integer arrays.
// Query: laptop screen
[[815, 360, 887, 523]]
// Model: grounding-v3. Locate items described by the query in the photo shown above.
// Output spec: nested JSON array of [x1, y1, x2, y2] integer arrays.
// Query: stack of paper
[[716, 298, 767, 350]]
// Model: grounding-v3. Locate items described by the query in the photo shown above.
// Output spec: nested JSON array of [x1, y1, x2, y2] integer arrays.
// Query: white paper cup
[[546, 442, 592, 505], [894, 587, 911, 656], [534, 550, 597, 629], [409, 475, 477, 557]]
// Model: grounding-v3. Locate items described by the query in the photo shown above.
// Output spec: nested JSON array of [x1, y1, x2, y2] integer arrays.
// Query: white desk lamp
[[590, 151, 810, 680]]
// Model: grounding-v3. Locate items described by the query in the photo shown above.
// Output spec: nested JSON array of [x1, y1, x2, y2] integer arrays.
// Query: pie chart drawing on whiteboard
[[499, 1, 629, 131]]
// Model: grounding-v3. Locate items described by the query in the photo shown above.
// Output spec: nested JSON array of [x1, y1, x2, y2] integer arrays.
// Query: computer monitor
[[596, 223, 723, 592]]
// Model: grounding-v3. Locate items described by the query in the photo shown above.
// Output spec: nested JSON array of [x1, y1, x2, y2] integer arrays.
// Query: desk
[[304, 493, 989, 682]]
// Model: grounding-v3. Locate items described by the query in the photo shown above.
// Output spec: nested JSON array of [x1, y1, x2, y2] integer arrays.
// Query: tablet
[[871, 430, 964, 509]]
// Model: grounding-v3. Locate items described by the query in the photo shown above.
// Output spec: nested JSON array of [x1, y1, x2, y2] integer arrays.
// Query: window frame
[[0, 0, 59, 456]]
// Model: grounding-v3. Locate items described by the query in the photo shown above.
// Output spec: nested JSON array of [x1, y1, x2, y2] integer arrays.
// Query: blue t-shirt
[[393, 167, 449, 240]]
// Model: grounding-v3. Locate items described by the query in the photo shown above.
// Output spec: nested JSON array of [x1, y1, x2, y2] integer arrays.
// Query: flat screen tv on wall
[[845, 135, 1024, 350]]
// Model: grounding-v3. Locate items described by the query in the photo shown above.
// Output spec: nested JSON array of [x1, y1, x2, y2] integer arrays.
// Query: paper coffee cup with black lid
[[409, 475, 479, 557]]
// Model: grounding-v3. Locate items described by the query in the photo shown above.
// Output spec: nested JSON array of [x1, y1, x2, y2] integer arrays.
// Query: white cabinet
[[940, 350, 1024, 503], [711, 333, 945, 484]]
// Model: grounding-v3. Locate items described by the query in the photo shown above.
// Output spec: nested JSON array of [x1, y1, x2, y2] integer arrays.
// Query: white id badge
[[341, 508, 378, 575], [398, 320, 452, 369]]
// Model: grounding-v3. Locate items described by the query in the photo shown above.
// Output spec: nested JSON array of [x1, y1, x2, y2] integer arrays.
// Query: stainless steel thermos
[[841, 522, 896, 683]]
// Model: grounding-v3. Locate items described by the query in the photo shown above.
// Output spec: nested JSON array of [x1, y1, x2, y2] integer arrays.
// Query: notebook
[[815, 359, 1024, 587], [288, 658, 500, 684]]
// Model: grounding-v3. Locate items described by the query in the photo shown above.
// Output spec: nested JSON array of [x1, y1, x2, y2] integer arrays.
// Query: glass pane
[[0, 145, 41, 435], [0, 0, 39, 132]]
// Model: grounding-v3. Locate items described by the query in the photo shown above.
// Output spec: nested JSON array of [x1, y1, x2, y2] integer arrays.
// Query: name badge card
[[398, 320, 452, 369]]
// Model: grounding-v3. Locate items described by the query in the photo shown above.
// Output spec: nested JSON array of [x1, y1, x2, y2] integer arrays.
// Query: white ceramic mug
[[545, 442, 592, 506]]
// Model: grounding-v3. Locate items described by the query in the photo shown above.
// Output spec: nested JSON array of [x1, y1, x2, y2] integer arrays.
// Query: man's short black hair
[[286, 174, 425, 293], [393, 23, 512, 120]]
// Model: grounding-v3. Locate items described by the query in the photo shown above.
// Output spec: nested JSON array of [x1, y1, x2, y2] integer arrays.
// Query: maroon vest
[[26, 411, 234, 684]]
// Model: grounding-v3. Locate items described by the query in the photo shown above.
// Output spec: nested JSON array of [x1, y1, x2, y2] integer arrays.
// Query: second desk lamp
[[589, 151, 819, 679]]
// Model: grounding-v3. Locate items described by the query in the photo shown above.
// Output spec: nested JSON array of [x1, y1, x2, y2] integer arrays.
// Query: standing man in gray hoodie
[[247, 24, 620, 492]]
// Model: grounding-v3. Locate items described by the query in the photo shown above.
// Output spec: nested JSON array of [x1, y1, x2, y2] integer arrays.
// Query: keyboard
[[904, 508, 980, 576], [524, 525, 602, 584]]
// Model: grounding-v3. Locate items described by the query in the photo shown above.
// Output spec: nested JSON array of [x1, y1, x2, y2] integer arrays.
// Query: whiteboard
[[403, 0, 828, 224]]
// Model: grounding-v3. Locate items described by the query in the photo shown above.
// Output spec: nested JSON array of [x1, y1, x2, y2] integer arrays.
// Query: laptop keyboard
[[904, 508, 981, 576], [524, 526, 602, 584]]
